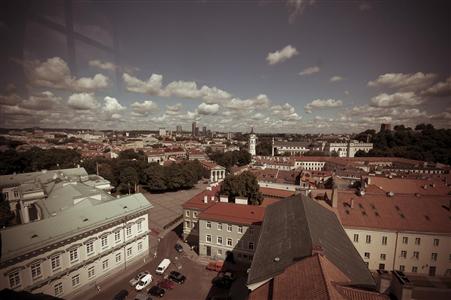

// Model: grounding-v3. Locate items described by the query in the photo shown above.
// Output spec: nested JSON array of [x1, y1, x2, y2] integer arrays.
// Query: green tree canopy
[[220, 171, 262, 205]]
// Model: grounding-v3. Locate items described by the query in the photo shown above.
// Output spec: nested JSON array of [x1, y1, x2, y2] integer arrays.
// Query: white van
[[156, 258, 171, 274]]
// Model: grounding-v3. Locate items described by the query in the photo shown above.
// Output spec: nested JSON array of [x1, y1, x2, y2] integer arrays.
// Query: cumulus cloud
[[123, 73, 163, 95], [28, 57, 109, 91], [370, 92, 423, 107], [225, 94, 271, 110], [20, 91, 62, 110], [166, 103, 183, 115], [0, 92, 21, 106], [368, 72, 436, 91], [330, 76, 344, 82], [68, 93, 99, 110], [89, 59, 117, 71], [422, 76, 451, 97], [271, 103, 302, 120], [304, 98, 343, 113], [299, 66, 320, 76], [266, 45, 299, 65], [198, 103, 219, 115], [131, 100, 159, 116], [102, 96, 126, 113]]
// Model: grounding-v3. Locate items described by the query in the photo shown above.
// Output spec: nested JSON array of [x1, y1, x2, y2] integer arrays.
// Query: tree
[[119, 167, 139, 194], [220, 171, 262, 205]]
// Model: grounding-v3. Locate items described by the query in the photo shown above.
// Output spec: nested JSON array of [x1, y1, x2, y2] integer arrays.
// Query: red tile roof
[[369, 176, 450, 196], [182, 185, 220, 211], [337, 190, 451, 233], [249, 254, 388, 300], [259, 187, 295, 198], [198, 202, 265, 225]]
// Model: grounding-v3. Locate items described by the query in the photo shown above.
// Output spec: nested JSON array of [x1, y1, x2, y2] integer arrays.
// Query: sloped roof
[[249, 254, 388, 300], [247, 195, 375, 289], [198, 202, 265, 225]]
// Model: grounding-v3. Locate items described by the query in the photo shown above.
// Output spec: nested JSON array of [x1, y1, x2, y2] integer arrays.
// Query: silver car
[[129, 271, 150, 287]]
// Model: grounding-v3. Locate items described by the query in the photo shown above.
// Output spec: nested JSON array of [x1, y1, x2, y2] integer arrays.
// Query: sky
[[0, 0, 450, 133]]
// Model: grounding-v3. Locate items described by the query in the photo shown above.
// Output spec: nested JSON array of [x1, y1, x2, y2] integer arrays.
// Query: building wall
[[294, 161, 326, 171], [183, 208, 200, 245], [198, 219, 260, 263], [345, 228, 451, 276], [0, 214, 150, 299]]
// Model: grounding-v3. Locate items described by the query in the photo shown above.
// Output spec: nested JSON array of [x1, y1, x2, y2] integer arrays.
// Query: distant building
[[0, 168, 152, 298], [192, 122, 197, 137], [202, 126, 207, 136], [380, 123, 392, 132], [158, 128, 166, 136], [176, 125, 182, 134], [200, 161, 226, 183], [272, 139, 310, 156], [325, 141, 373, 157]]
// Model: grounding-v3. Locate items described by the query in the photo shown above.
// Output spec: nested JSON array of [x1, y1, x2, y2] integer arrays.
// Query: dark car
[[157, 278, 175, 290], [113, 289, 129, 300], [148, 285, 165, 298], [168, 271, 186, 284], [174, 243, 183, 253]]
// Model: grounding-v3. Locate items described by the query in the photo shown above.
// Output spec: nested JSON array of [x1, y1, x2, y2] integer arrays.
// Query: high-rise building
[[192, 122, 197, 136], [159, 128, 166, 136], [176, 125, 182, 134], [202, 126, 207, 136]]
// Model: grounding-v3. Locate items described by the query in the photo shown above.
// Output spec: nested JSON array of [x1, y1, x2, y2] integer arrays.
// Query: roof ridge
[[316, 254, 333, 300]]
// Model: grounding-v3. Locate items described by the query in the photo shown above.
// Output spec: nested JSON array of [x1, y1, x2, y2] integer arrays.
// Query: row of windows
[[363, 251, 448, 262], [214, 248, 254, 261], [353, 234, 440, 247], [8, 241, 144, 290], [205, 235, 254, 250], [205, 222, 246, 234]]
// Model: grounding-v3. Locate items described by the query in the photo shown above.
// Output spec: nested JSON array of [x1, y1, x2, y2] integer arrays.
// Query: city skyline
[[0, 0, 450, 133]]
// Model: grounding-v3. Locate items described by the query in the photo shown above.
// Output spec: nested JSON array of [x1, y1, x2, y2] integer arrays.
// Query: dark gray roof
[[247, 194, 375, 289]]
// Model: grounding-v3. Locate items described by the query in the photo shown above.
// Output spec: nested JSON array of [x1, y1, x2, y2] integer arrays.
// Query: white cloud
[[102, 96, 126, 113], [123, 73, 163, 95], [422, 76, 451, 97], [299, 66, 320, 76], [68, 93, 99, 110], [225, 94, 271, 110], [330, 76, 344, 82], [163, 80, 202, 99], [0, 93, 21, 106], [370, 92, 423, 107], [89, 60, 116, 71], [266, 45, 299, 65], [368, 72, 436, 91], [131, 100, 159, 115], [198, 103, 220, 115], [166, 103, 183, 115], [20, 91, 62, 110], [271, 103, 302, 120], [199, 86, 232, 103], [304, 98, 343, 113], [28, 57, 109, 91]]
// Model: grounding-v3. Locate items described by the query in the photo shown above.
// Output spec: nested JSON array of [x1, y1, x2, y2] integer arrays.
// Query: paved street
[[144, 183, 208, 235], [87, 230, 220, 300]]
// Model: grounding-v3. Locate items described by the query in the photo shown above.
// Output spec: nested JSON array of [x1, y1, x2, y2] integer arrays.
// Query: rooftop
[[198, 202, 265, 225], [182, 185, 221, 211], [337, 189, 451, 234], [247, 195, 375, 289]]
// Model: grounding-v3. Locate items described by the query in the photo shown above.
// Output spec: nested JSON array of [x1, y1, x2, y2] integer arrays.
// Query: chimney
[[203, 195, 208, 203], [331, 188, 338, 208]]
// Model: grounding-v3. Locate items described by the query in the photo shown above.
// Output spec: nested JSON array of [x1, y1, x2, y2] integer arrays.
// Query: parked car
[[156, 258, 171, 275], [148, 285, 165, 297], [157, 279, 176, 290], [130, 271, 150, 287], [174, 243, 183, 253], [136, 274, 153, 291], [134, 292, 152, 300], [168, 271, 186, 284], [113, 289, 129, 300], [206, 260, 224, 272]]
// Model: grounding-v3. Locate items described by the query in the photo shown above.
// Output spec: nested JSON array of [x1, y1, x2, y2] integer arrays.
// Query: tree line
[[354, 124, 451, 164], [206, 149, 252, 170], [0, 148, 209, 194]]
